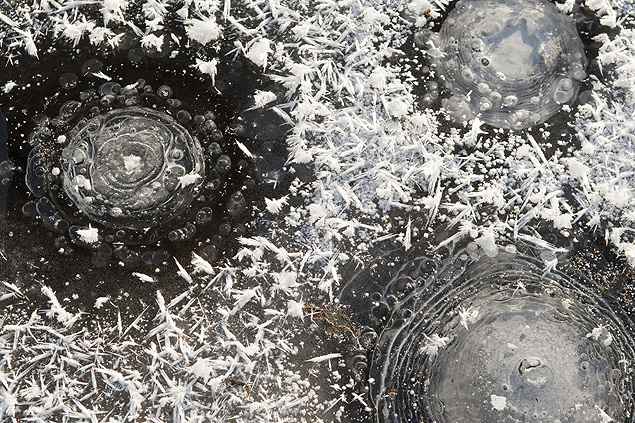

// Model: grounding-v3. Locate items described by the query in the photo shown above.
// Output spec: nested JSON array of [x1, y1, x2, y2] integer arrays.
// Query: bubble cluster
[[23, 75, 247, 265], [60, 107, 204, 230], [425, 0, 587, 129], [370, 249, 635, 423]]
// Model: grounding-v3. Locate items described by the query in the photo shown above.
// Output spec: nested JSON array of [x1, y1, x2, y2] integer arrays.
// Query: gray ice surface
[[0, 111, 10, 224]]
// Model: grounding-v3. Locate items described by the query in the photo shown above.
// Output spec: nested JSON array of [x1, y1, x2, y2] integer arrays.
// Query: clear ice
[[60, 107, 205, 230], [428, 288, 628, 422], [426, 0, 587, 129], [371, 252, 634, 423]]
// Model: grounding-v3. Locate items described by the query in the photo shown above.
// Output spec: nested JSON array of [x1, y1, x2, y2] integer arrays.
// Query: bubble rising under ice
[[60, 107, 205, 230], [427, 0, 587, 129]]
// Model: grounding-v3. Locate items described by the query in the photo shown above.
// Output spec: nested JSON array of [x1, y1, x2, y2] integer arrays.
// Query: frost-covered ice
[[1, 0, 635, 422]]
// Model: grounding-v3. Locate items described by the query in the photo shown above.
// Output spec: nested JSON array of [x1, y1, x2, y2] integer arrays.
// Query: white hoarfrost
[[76, 225, 99, 244], [0, 0, 634, 422], [491, 394, 508, 411]]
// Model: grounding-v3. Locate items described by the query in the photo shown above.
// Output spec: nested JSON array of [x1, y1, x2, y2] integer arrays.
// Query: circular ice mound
[[371, 252, 634, 423], [61, 107, 205, 230], [427, 0, 587, 130]]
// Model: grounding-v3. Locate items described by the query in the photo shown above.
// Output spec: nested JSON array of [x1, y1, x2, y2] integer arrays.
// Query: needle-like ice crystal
[[426, 0, 587, 129]]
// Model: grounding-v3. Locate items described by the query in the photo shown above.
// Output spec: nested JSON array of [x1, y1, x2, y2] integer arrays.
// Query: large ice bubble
[[60, 107, 205, 230], [371, 251, 635, 423], [427, 0, 587, 130]]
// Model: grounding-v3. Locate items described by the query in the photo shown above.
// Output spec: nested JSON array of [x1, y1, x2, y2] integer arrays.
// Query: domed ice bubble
[[426, 0, 587, 130], [371, 251, 635, 423], [60, 107, 205, 230]]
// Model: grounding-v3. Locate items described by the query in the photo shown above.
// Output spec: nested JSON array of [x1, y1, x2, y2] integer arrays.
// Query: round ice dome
[[427, 0, 587, 130], [371, 252, 634, 423], [60, 107, 205, 230]]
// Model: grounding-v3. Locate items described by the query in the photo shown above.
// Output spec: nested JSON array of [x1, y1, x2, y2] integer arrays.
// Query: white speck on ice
[[178, 173, 202, 188], [491, 394, 507, 411], [73, 175, 92, 191], [306, 353, 342, 363], [132, 272, 155, 283], [287, 299, 305, 320], [595, 405, 614, 422], [94, 296, 110, 309], [185, 16, 222, 45], [235, 140, 254, 158], [475, 230, 498, 258], [265, 196, 289, 214], [140, 33, 164, 50], [196, 58, 219, 85], [191, 252, 214, 275], [76, 225, 99, 244], [458, 306, 479, 330], [92, 71, 112, 81], [123, 154, 141, 173], [174, 258, 193, 284], [587, 326, 614, 346], [245, 38, 272, 68], [2, 82, 16, 93], [253, 90, 278, 108], [420, 334, 450, 356], [41, 286, 82, 327]]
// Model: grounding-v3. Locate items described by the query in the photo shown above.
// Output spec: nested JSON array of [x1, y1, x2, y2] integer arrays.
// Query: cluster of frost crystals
[[61, 107, 205, 230], [427, 0, 587, 130]]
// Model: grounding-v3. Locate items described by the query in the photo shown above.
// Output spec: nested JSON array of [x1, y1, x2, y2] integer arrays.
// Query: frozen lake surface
[[0, 0, 634, 422]]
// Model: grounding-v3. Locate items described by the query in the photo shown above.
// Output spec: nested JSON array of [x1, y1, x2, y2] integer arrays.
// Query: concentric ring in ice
[[61, 107, 205, 230], [427, 0, 587, 129], [371, 250, 634, 423]]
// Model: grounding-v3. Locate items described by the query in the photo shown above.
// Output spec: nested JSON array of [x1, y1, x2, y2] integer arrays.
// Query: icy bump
[[371, 251, 635, 423], [429, 291, 623, 422], [427, 0, 587, 129], [60, 107, 205, 230]]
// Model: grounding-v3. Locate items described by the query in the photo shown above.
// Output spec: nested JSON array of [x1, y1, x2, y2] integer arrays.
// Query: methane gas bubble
[[371, 250, 635, 423], [426, 0, 587, 129], [60, 107, 205, 230], [22, 79, 233, 265]]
